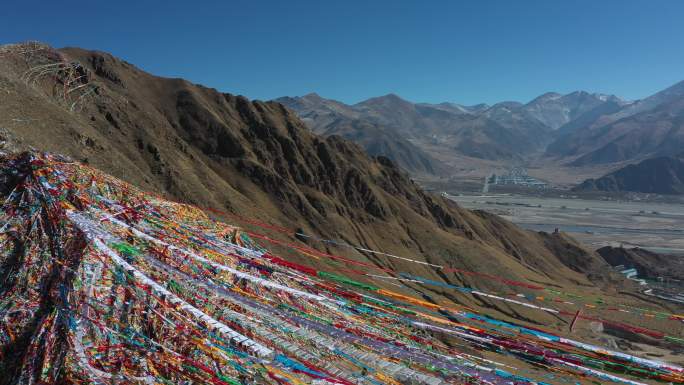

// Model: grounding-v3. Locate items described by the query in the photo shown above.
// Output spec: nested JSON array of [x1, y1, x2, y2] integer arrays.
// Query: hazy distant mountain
[[319, 119, 446, 175], [276, 93, 443, 174], [574, 153, 684, 194], [278, 92, 610, 168], [553, 99, 627, 138], [481, 101, 552, 149], [275, 93, 360, 131], [547, 81, 684, 165], [275, 85, 684, 176], [599, 80, 684, 125], [419, 102, 490, 115], [523, 91, 625, 130]]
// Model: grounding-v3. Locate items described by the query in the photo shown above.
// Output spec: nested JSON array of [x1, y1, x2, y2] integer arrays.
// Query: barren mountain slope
[[546, 81, 684, 165], [1, 43, 680, 342], [523, 91, 623, 130], [279, 90, 626, 167], [276, 93, 443, 175]]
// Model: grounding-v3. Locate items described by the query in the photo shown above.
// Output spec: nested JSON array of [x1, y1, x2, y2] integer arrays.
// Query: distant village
[[483, 167, 547, 192]]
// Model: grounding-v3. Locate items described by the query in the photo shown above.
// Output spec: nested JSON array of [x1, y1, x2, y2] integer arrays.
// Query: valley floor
[[444, 193, 684, 256]]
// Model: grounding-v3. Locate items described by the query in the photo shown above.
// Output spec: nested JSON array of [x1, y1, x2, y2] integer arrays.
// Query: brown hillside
[[2, 43, 680, 343]]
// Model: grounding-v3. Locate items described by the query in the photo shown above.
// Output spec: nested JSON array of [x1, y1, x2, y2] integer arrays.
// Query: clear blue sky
[[2, 1, 682, 105]]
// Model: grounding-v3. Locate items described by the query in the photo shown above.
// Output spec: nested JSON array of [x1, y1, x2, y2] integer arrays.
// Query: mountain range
[[277, 90, 626, 174], [278, 81, 684, 182], [546, 80, 684, 166]]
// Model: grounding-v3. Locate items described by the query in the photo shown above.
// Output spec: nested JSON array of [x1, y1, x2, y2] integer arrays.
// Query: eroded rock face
[[88, 52, 124, 87]]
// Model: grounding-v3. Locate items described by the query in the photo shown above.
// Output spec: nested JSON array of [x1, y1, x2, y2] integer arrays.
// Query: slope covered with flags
[[0, 152, 682, 385]]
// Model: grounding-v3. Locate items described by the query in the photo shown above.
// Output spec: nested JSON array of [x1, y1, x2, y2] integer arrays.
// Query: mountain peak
[[381, 92, 405, 100], [528, 92, 563, 104], [302, 92, 323, 100], [369, 93, 408, 102], [490, 101, 524, 110], [355, 93, 414, 109]]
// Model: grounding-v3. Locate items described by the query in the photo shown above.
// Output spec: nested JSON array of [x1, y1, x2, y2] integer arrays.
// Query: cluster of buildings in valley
[[484, 167, 547, 192]]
